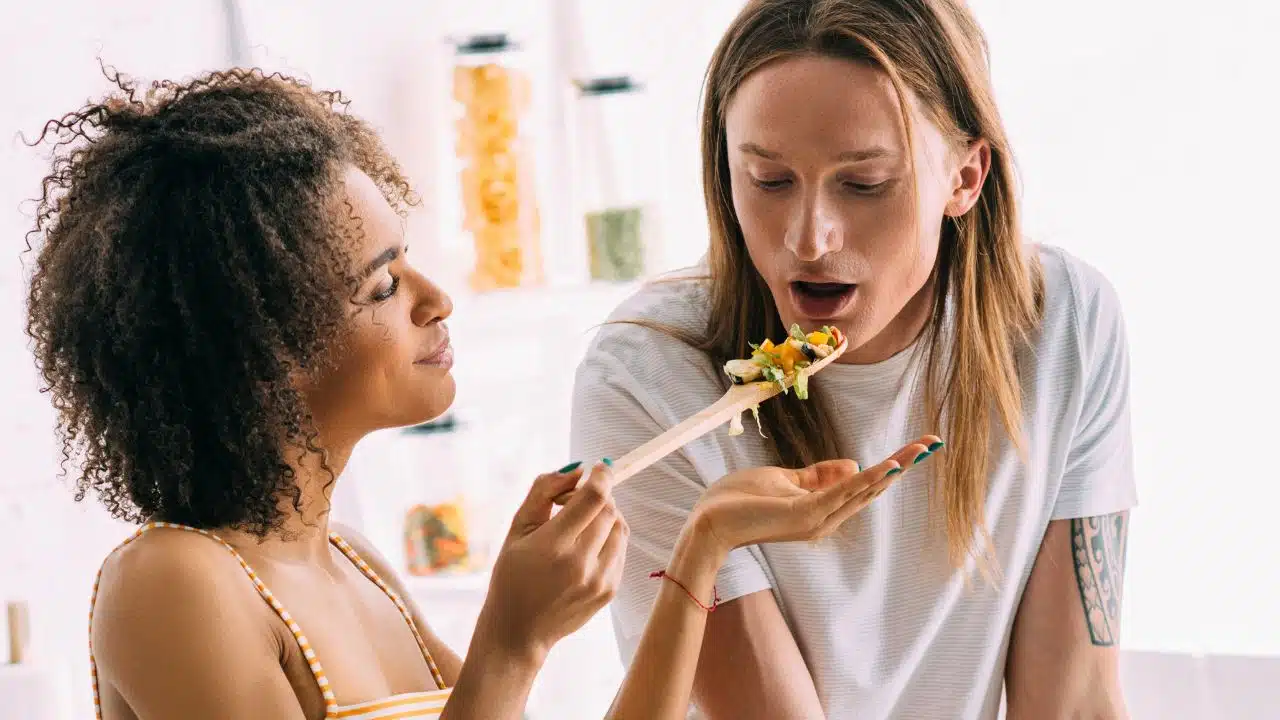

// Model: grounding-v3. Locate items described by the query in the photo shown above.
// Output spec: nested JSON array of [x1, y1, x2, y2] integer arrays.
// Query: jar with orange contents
[[451, 34, 543, 291]]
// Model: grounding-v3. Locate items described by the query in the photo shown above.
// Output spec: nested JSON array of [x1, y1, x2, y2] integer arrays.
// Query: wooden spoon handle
[[606, 382, 777, 486]]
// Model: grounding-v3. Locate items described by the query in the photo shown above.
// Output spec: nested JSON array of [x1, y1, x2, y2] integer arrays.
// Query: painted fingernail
[[886, 466, 902, 477], [913, 451, 932, 465], [602, 457, 613, 467], [557, 461, 582, 473], [928, 441, 945, 452]]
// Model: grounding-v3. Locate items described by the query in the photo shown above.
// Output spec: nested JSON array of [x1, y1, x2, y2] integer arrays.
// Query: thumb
[[509, 467, 583, 536]]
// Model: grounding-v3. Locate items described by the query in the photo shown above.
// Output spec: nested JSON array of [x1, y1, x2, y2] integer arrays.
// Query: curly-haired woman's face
[[304, 167, 456, 437]]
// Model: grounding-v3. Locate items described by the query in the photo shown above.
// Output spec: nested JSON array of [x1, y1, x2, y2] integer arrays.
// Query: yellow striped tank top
[[89, 522, 452, 718]]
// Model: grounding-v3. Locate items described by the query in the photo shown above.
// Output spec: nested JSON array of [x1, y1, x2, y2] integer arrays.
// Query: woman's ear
[[945, 138, 990, 218]]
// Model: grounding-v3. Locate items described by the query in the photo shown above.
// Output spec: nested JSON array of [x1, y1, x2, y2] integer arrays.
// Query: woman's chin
[[413, 381, 456, 425], [377, 377, 456, 431]]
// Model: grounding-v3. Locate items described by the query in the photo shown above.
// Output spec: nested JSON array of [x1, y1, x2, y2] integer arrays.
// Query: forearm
[[1005, 516, 1130, 720], [1006, 687, 1128, 720], [1005, 654, 1127, 720], [608, 518, 727, 720], [440, 614, 544, 720]]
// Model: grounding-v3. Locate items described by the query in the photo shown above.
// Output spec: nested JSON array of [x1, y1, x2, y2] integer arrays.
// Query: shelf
[[449, 279, 641, 322], [404, 570, 491, 603]]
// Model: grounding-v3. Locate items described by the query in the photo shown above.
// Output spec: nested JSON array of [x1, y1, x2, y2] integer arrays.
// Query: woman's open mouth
[[789, 281, 857, 319]]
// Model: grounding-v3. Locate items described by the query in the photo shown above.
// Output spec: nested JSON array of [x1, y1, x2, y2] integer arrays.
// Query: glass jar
[[571, 75, 653, 282], [404, 501, 471, 576], [384, 419, 494, 577], [451, 34, 543, 292]]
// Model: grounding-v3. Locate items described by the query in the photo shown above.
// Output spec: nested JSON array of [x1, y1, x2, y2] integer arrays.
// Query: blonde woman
[[572, 0, 1135, 718]]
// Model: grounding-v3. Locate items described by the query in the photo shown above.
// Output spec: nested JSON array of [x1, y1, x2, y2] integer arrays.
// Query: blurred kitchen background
[[1, 1, 1277, 718]]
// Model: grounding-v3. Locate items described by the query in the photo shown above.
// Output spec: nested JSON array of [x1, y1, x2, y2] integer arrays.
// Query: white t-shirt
[[569, 244, 1137, 719]]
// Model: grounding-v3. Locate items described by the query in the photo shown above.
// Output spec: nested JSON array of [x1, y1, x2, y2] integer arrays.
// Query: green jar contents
[[586, 206, 644, 281]]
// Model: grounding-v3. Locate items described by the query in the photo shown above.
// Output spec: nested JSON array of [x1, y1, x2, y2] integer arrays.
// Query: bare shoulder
[[96, 526, 256, 610], [95, 527, 257, 609], [92, 527, 308, 717], [93, 527, 275, 680]]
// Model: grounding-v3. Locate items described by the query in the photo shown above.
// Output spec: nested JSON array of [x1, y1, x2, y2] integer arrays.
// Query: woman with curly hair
[[24, 67, 933, 720]]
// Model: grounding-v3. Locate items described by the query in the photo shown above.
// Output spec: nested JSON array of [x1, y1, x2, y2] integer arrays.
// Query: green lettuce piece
[[761, 365, 786, 393]]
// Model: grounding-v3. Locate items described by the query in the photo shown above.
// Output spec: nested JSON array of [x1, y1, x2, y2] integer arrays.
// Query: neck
[[840, 272, 937, 365], [220, 434, 357, 564]]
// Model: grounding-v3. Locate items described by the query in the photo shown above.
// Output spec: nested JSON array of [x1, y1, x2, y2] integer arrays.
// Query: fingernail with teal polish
[[913, 451, 933, 465], [928, 441, 945, 452], [886, 467, 902, 476], [557, 461, 582, 473], [602, 457, 613, 467]]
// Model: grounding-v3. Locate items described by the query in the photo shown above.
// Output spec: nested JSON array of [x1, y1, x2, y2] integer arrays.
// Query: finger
[[807, 439, 940, 535], [814, 468, 902, 534], [598, 515, 629, 564], [509, 468, 584, 532], [578, 497, 620, 557], [798, 454, 906, 521], [547, 461, 615, 538], [580, 520, 628, 616], [598, 517, 629, 588], [856, 437, 941, 501], [888, 435, 944, 469], [551, 458, 612, 506]]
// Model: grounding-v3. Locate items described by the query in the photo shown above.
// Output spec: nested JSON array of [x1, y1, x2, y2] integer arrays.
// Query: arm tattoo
[[1070, 512, 1129, 646]]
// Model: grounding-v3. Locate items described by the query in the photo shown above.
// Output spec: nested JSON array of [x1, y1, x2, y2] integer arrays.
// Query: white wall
[[970, 0, 1280, 658], [0, 4, 236, 718]]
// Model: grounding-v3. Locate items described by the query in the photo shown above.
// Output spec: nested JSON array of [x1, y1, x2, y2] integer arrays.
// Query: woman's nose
[[784, 195, 843, 261], [410, 272, 452, 327]]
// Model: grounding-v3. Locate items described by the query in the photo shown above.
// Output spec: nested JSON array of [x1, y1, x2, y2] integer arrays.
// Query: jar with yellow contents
[[451, 34, 543, 292]]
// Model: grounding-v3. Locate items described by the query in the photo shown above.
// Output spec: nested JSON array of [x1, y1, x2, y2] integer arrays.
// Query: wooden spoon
[[558, 332, 849, 501]]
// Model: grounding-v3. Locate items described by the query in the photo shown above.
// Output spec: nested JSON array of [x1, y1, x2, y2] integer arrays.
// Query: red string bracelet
[[650, 570, 721, 612]]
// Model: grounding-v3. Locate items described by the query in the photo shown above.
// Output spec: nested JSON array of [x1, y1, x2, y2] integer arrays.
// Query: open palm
[[693, 435, 942, 552]]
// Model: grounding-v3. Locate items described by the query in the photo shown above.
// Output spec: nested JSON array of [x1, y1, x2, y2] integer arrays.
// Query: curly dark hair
[[23, 65, 418, 536]]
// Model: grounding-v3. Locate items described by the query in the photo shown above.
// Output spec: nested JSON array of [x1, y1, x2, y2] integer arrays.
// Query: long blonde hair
[[667, 0, 1044, 569]]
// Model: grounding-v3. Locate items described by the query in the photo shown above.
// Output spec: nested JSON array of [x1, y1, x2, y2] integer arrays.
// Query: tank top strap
[[88, 521, 341, 719], [327, 532, 448, 689]]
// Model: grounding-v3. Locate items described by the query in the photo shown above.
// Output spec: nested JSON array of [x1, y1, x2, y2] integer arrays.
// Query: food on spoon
[[723, 324, 843, 436], [724, 324, 841, 395]]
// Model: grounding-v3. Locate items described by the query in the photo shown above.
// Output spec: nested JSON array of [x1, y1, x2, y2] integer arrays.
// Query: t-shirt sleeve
[[1051, 261, 1139, 520], [569, 338, 772, 658]]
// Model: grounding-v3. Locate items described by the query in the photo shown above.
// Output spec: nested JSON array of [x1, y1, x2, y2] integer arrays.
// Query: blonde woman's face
[[724, 54, 987, 362]]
